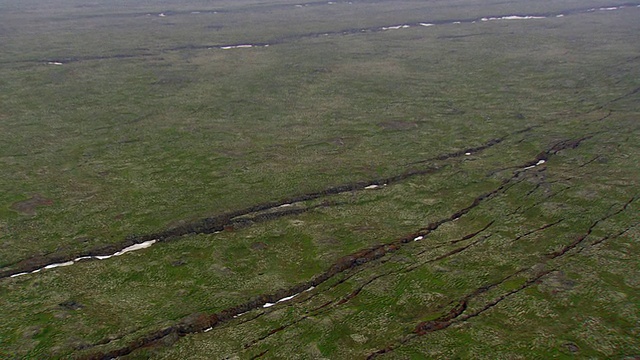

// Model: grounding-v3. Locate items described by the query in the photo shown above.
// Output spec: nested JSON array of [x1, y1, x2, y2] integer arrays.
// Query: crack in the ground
[[511, 219, 565, 243], [546, 196, 637, 258], [76, 180, 514, 359], [366, 197, 637, 358], [72, 135, 594, 359], [2, 134, 520, 279], [241, 225, 495, 351], [7, 3, 640, 66]]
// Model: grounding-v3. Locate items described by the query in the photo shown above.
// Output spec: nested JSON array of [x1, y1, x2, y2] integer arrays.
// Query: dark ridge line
[[391, 199, 638, 356], [546, 196, 637, 259], [592, 86, 640, 111], [234, 225, 495, 350], [405, 137, 504, 166], [511, 219, 564, 243], [76, 136, 591, 359], [7, 2, 640, 66], [455, 270, 554, 323], [2, 134, 515, 279], [242, 233, 494, 350], [586, 221, 639, 250], [250, 349, 269, 359], [365, 267, 532, 359], [77, 178, 516, 359], [366, 199, 638, 358], [372, 270, 554, 359], [579, 155, 603, 168]]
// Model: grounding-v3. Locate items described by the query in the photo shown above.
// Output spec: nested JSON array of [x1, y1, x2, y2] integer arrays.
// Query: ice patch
[[453, 21, 461, 24], [599, 7, 617, 11], [413, 236, 424, 242], [158, 13, 166, 17], [47, 62, 63, 65], [419, 23, 434, 27], [10, 272, 28, 278], [263, 302, 275, 308], [465, 152, 471, 156], [556, 14, 564, 17], [203, 327, 212, 332], [364, 184, 380, 190]]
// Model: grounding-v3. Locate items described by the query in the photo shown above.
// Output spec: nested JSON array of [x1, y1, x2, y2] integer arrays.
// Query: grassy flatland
[[0, 0, 638, 359]]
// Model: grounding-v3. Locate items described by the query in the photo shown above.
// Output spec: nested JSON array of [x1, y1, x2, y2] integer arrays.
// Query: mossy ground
[[0, 0, 638, 359]]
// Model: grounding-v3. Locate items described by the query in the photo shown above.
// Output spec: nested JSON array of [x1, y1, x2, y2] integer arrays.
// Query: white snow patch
[[10, 272, 28, 278], [47, 62, 63, 65], [113, 240, 157, 257], [191, 11, 201, 14], [276, 294, 298, 303], [556, 14, 564, 17], [536, 159, 546, 166], [382, 25, 405, 30], [599, 7, 618, 11], [263, 302, 275, 308], [44, 261, 74, 269], [465, 152, 472, 156], [159, 13, 166, 17], [221, 45, 254, 49], [364, 184, 380, 190], [453, 21, 461, 24], [500, 15, 545, 20], [413, 236, 424, 242], [419, 23, 434, 27], [304, 286, 315, 292], [203, 327, 212, 332]]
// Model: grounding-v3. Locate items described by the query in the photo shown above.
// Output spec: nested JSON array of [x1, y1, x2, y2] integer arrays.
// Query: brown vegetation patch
[[10, 194, 53, 215], [378, 120, 418, 131]]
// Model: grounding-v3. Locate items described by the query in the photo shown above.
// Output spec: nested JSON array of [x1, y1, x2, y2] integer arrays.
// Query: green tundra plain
[[0, 0, 639, 359]]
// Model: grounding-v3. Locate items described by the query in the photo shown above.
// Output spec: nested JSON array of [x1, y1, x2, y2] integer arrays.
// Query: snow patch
[[44, 261, 74, 270], [9, 240, 159, 279]]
